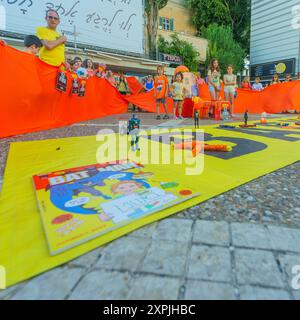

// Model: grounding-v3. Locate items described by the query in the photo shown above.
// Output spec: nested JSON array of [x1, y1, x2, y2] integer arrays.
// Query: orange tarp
[[198, 81, 300, 113], [0, 41, 300, 139], [234, 83, 300, 113], [125, 90, 173, 113], [0, 42, 128, 138], [126, 76, 143, 95]]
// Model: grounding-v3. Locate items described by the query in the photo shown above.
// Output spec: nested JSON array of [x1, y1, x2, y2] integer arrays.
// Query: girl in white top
[[223, 65, 237, 116]]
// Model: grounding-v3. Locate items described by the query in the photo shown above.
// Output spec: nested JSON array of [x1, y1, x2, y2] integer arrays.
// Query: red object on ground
[[214, 103, 222, 120], [179, 190, 193, 196], [204, 145, 231, 152], [173, 141, 203, 157]]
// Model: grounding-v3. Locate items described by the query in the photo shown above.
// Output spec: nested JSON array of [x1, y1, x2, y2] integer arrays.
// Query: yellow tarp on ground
[[1, 119, 300, 287]]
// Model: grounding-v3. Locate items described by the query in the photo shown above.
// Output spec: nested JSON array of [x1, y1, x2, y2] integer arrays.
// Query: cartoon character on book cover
[[33, 161, 197, 254]]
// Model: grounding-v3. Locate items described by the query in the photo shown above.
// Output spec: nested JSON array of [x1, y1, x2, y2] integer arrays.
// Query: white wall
[[0, 0, 144, 54], [250, 0, 300, 73]]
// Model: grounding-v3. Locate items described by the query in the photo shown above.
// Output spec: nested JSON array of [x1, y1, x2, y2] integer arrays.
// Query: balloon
[[174, 65, 189, 75]]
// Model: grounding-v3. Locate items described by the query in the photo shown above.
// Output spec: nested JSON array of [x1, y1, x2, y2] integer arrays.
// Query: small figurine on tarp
[[128, 114, 141, 151], [56, 66, 68, 92], [194, 109, 200, 128], [222, 107, 230, 121], [244, 110, 249, 126], [239, 110, 256, 128]]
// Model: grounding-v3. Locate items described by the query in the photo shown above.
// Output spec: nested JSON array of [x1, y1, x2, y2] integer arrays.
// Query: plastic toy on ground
[[239, 124, 257, 128], [219, 125, 236, 129], [128, 114, 141, 151], [261, 112, 267, 124], [172, 141, 232, 157], [222, 107, 230, 121]]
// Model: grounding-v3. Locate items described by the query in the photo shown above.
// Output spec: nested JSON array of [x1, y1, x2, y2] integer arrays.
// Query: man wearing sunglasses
[[36, 10, 68, 67]]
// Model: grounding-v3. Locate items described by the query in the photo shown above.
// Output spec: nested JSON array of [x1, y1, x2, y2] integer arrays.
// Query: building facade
[[158, 0, 208, 63], [1, 1, 207, 77], [250, 0, 300, 80]]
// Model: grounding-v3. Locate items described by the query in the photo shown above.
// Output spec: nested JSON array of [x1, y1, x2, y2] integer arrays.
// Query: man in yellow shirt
[[36, 9, 67, 67]]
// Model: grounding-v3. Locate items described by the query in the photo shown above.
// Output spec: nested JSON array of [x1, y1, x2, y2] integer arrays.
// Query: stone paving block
[[128, 223, 158, 238], [127, 275, 180, 300], [235, 249, 284, 288], [188, 245, 232, 282], [184, 280, 236, 300], [69, 247, 104, 268], [231, 223, 272, 250], [152, 218, 193, 242], [140, 240, 189, 276], [278, 253, 300, 292], [193, 220, 229, 246], [268, 226, 300, 253], [239, 285, 290, 300], [12, 267, 84, 300], [68, 270, 131, 300], [0, 284, 24, 300], [95, 237, 151, 271]]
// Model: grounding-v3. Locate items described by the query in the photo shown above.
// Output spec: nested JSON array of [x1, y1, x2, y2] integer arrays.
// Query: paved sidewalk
[[1, 217, 300, 300], [0, 114, 299, 300]]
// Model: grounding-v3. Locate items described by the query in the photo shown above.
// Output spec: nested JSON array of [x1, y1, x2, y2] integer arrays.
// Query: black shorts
[[156, 98, 166, 104]]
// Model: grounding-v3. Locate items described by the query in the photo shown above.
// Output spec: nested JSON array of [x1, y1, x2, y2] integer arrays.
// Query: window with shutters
[[159, 17, 174, 31]]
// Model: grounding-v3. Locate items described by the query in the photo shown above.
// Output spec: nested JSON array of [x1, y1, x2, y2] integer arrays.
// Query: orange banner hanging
[[0, 42, 128, 138]]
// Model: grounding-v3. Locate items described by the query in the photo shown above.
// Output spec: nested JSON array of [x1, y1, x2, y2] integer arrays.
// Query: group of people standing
[[241, 72, 300, 92], [151, 60, 237, 120], [20, 8, 300, 121]]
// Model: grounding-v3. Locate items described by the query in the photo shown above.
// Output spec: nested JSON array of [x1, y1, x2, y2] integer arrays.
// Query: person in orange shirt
[[154, 66, 169, 120]]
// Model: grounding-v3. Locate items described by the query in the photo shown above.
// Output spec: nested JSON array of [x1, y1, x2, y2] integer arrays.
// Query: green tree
[[203, 24, 245, 75], [157, 33, 200, 71], [145, 0, 168, 59], [185, 0, 250, 52]]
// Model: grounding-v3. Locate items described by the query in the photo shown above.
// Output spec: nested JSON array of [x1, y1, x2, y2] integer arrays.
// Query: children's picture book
[[33, 160, 199, 255]]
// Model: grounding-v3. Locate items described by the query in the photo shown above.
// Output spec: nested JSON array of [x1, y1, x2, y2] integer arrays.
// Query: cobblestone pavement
[[0, 113, 299, 300]]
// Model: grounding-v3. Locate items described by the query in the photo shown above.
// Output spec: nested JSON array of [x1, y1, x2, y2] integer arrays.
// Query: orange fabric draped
[[198, 82, 300, 113], [234, 83, 300, 113], [0, 42, 128, 138], [1, 41, 300, 139], [126, 76, 143, 95], [125, 90, 173, 113]]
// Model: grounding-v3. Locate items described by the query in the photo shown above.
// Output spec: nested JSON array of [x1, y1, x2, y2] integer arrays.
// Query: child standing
[[207, 59, 221, 100], [154, 66, 169, 120], [223, 65, 237, 116], [171, 72, 186, 120]]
